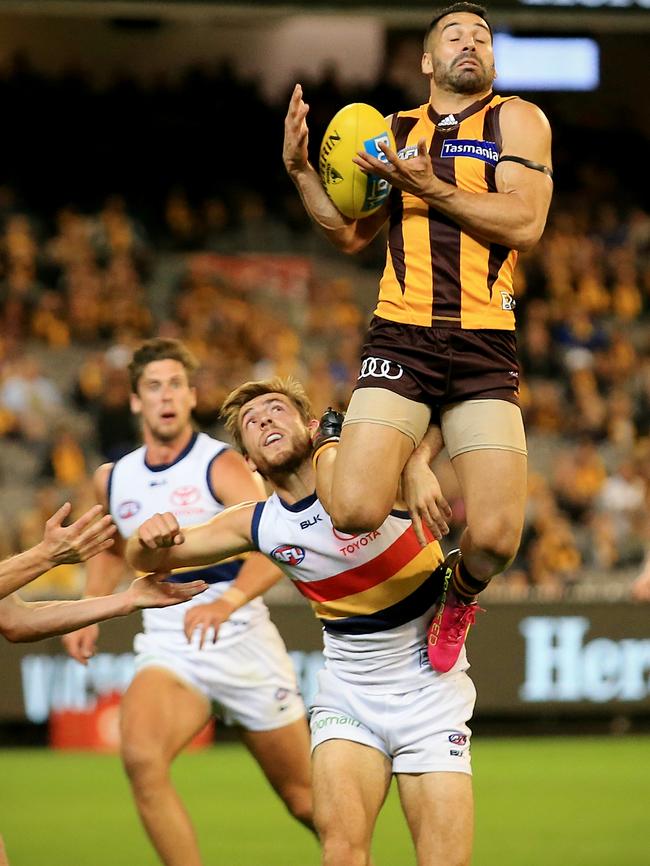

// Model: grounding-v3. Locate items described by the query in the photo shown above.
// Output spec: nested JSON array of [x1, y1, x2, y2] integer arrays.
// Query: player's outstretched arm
[[125, 503, 256, 574], [0, 503, 116, 601], [0, 573, 207, 644], [283, 83, 387, 253]]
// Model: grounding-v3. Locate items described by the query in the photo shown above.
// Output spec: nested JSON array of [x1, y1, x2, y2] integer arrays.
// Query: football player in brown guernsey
[[283, 2, 553, 673]]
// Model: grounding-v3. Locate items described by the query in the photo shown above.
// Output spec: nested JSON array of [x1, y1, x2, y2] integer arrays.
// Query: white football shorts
[[310, 667, 476, 774], [133, 617, 306, 732]]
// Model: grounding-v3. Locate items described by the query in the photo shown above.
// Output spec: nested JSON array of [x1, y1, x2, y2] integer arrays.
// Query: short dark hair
[[424, 3, 492, 47], [128, 338, 199, 394]]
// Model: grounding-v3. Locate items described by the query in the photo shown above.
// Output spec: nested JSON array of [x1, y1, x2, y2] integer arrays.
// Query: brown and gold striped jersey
[[375, 92, 518, 330]]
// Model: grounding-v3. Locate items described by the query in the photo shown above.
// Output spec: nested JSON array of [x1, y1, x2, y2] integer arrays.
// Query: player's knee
[[470, 517, 521, 568], [329, 498, 387, 535], [320, 835, 368, 866], [281, 784, 313, 827], [121, 740, 167, 789]]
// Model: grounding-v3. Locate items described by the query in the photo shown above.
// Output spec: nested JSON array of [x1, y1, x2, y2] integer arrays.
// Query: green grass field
[[1, 736, 648, 865]]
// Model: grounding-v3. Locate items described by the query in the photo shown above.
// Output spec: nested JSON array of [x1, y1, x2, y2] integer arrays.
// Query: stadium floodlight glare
[[493, 33, 600, 91]]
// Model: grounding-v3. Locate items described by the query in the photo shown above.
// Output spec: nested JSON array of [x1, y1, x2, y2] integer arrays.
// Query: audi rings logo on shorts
[[358, 356, 404, 381]]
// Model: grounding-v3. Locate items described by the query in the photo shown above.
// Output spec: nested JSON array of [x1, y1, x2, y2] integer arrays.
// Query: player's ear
[[130, 392, 142, 415], [189, 386, 197, 410], [244, 454, 259, 474], [421, 52, 433, 75]]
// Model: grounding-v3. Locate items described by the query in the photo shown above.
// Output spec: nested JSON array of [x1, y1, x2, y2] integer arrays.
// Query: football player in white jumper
[[62, 340, 313, 866], [127, 376, 476, 866]]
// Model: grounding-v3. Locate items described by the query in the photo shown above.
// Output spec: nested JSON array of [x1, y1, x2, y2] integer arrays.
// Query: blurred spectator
[[0, 353, 62, 441]]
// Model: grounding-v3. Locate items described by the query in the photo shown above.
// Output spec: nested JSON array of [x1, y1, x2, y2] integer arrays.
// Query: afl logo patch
[[171, 485, 200, 507], [271, 545, 306, 566], [118, 500, 141, 520]]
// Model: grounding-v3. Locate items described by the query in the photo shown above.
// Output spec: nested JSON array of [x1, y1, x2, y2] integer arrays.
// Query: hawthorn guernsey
[[319, 103, 396, 219]]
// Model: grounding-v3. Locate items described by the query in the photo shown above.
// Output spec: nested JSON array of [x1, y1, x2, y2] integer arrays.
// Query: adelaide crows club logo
[[271, 545, 306, 566], [171, 485, 200, 506]]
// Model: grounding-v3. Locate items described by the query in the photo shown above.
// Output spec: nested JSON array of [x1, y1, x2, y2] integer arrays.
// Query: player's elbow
[[326, 231, 366, 256], [511, 224, 544, 252], [0, 615, 28, 643]]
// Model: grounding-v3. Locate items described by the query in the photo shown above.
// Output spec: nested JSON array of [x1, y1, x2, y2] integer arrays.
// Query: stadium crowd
[[0, 56, 648, 601]]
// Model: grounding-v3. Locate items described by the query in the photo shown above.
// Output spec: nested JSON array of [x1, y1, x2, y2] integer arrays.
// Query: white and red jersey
[[110, 431, 267, 638], [252, 491, 468, 690]]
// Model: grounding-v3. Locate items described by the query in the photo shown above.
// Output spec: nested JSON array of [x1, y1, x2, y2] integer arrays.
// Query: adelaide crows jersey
[[110, 431, 266, 637], [377, 92, 518, 330], [252, 491, 468, 690]]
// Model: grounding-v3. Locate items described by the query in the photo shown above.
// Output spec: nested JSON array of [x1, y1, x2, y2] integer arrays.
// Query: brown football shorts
[[344, 316, 526, 456]]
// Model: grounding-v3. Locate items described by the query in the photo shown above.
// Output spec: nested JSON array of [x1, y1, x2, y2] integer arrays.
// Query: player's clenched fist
[[137, 512, 185, 549]]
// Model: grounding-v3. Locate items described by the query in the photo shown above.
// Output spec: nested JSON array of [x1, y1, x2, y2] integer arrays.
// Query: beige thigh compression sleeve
[[441, 399, 527, 460], [343, 388, 431, 447]]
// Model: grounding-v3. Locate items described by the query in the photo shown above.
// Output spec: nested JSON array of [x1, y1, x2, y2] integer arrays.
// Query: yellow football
[[319, 103, 396, 220]]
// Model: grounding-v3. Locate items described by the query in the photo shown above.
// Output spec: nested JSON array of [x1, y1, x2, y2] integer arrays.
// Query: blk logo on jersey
[[440, 139, 499, 166], [118, 500, 141, 520], [449, 733, 468, 746], [300, 514, 322, 530], [271, 545, 306, 566], [171, 485, 200, 507]]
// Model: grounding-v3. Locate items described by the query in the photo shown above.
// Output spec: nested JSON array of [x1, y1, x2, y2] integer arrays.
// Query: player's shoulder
[[107, 443, 146, 480], [195, 430, 231, 457], [499, 96, 551, 131], [93, 461, 116, 504]]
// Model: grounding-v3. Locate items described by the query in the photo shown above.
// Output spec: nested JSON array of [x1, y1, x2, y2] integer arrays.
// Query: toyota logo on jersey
[[271, 545, 306, 566], [118, 500, 141, 520], [170, 485, 200, 507]]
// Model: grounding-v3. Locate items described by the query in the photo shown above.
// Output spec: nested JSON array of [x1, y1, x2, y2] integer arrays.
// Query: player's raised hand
[[40, 502, 117, 566], [128, 573, 208, 609], [354, 137, 439, 200], [61, 623, 100, 665], [136, 512, 185, 549], [283, 83, 310, 175]]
